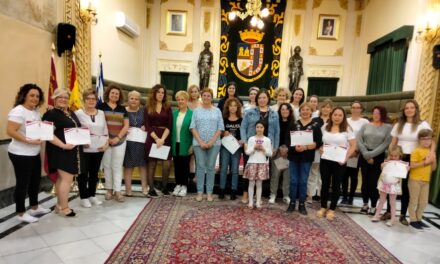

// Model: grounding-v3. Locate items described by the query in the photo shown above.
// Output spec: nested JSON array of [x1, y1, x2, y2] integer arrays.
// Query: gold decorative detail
[[239, 29, 265, 43], [294, 15, 301, 36], [273, 11, 284, 27], [334, 47, 344, 56], [313, 0, 323, 9], [220, 35, 230, 53], [271, 60, 280, 77], [309, 46, 317, 55], [184, 43, 193, 52], [272, 38, 282, 55], [231, 63, 269, 82], [221, 9, 230, 25], [204, 11, 211, 33], [201, 0, 215, 7], [217, 84, 226, 98], [219, 57, 229, 74], [354, 0, 369, 11], [146, 0, 154, 4], [292, 0, 307, 10], [338, 0, 348, 10], [187, 0, 195, 5], [356, 14, 362, 37], [146, 7, 150, 28], [161, 0, 168, 4], [160, 40, 168, 50]]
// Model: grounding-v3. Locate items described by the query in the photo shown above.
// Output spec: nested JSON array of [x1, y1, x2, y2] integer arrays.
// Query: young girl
[[371, 145, 406, 226], [243, 121, 272, 208], [219, 98, 243, 200]]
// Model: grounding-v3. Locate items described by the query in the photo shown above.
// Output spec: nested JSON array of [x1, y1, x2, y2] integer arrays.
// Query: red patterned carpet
[[106, 196, 401, 264]]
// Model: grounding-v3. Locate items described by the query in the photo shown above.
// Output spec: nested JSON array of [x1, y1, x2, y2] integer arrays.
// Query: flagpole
[[96, 51, 105, 190]]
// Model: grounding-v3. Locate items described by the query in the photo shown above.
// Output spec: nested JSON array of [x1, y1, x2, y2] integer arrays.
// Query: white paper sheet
[[89, 134, 108, 150], [346, 156, 359, 168], [126, 127, 148, 143], [313, 150, 321, 163], [274, 157, 289, 170], [221, 135, 240, 154], [290, 130, 314, 146], [25, 121, 54, 141], [148, 143, 170, 160], [321, 144, 348, 163], [382, 160, 409, 179], [64, 127, 91, 145]]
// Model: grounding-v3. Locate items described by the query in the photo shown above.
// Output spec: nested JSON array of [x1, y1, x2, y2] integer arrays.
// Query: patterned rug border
[[106, 196, 402, 263]]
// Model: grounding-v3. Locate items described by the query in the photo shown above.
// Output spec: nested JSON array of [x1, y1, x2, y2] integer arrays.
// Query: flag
[[48, 53, 58, 106], [96, 60, 104, 104], [69, 56, 82, 111]]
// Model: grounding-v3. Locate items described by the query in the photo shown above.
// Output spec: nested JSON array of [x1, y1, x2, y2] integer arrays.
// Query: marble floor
[[0, 189, 439, 264]]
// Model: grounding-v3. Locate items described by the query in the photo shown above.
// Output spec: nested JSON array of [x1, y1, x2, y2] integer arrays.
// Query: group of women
[[7, 81, 435, 225]]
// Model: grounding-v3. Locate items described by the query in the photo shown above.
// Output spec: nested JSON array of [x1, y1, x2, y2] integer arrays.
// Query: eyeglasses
[[85, 97, 97, 101], [57, 96, 69, 100]]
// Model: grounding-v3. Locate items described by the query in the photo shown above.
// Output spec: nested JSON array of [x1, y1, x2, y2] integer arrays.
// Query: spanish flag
[[47, 52, 58, 106], [69, 56, 81, 111]]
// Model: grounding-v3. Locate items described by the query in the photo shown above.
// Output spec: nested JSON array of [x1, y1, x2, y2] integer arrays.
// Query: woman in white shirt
[[7, 84, 51, 223], [341, 101, 369, 206], [387, 99, 434, 225], [75, 89, 108, 208], [317, 107, 356, 220]]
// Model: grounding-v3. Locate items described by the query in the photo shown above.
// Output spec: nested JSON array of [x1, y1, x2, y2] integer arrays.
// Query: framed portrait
[[166, 10, 187, 36], [317, 14, 340, 40]]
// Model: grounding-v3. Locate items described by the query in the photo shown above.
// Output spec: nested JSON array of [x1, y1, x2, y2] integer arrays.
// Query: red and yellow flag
[[48, 53, 58, 106], [69, 56, 81, 111]]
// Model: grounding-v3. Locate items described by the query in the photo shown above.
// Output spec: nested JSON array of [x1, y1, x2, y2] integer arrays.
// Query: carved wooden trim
[[312, 0, 323, 9], [334, 47, 343, 56], [184, 42, 193, 52], [309, 46, 317, 55], [292, 0, 307, 10], [160, 40, 168, 50], [338, 0, 348, 10]]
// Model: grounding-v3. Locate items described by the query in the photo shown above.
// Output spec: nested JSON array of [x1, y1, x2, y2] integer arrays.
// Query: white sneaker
[[173, 185, 182, 196], [18, 213, 39, 223], [268, 194, 276, 204], [283, 196, 291, 204], [178, 186, 187, 197], [29, 205, 51, 216], [80, 198, 92, 208], [89, 196, 102, 205], [306, 196, 313, 204]]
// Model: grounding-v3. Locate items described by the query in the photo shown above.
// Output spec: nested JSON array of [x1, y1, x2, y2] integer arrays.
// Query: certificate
[[321, 144, 347, 163], [290, 130, 313, 146], [346, 156, 359, 168], [26, 121, 54, 141], [221, 135, 240, 154], [127, 127, 148, 143], [382, 160, 409, 179], [274, 157, 289, 170], [149, 143, 170, 160], [64, 127, 91, 145], [90, 134, 108, 150]]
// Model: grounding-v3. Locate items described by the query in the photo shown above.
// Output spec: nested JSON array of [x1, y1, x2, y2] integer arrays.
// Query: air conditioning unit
[[115, 11, 140, 38]]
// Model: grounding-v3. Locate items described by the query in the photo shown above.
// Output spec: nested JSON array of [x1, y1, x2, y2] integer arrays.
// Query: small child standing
[[408, 129, 437, 230], [372, 145, 406, 226], [243, 121, 272, 208]]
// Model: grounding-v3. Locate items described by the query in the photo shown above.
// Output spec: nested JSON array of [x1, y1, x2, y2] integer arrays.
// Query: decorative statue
[[288, 46, 303, 92], [198, 41, 214, 89]]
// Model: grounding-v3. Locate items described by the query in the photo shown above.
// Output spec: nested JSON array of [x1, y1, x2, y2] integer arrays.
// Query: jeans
[[8, 153, 41, 213], [289, 160, 312, 203], [320, 159, 345, 210], [102, 141, 126, 192], [78, 152, 104, 199], [219, 146, 241, 191], [193, 145, 221, 193]]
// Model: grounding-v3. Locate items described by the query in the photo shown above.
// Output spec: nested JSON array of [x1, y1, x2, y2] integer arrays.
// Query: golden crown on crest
[[239, 29, 265, 44]]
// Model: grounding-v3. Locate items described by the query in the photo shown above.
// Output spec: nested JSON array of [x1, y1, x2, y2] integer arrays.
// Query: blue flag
[[96, 61, 104, 104]]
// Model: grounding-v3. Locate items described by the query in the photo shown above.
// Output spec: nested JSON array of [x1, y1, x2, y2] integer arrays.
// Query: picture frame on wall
[[166, 10, 187, 36], [317, 14, 340, 40]]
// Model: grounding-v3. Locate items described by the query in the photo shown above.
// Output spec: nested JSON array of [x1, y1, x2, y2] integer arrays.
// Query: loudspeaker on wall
[[57, 23, 76, 57]]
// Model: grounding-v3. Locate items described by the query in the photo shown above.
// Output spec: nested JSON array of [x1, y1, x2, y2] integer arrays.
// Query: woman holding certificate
[[123, 91, 148, 197], [317, 107, 356, 220], [171, 91, 193, 197], [75, 89, 108, 208], [98, 84, 129, 202], [357, 106, 392, 215], [144, 84, 173, 196], [286, 103, 322, 215], [388, 99, 434, 225], [43, 88, 85, 217], [190, 88, 224, 202], [7, 84, 51, 223]]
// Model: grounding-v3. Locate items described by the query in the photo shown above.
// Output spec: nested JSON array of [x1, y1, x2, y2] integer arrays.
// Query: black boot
[[230, 190, 237, 200], [286, 202, 296, 213], [298, 203, 307, 215], [219, 189, 225, 199]]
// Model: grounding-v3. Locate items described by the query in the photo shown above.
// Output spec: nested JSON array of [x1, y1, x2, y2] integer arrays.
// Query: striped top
[[98, 103, 128, 146]]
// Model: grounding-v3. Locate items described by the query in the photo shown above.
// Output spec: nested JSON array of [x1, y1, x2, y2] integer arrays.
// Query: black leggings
[[386, 155, 410, 215], [360, 152, 385, 208], [341, 166, 359, 199], [8, 153, 41, 213], [320, 159, 345, 210], [78, 152, 104, 199], [173, 143, 191, 186]]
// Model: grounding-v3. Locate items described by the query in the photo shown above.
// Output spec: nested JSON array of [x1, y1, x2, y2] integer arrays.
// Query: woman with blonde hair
[[270, 87, 291, 112], [144, 84, 173, 196], [187, 84, 202, 110]]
